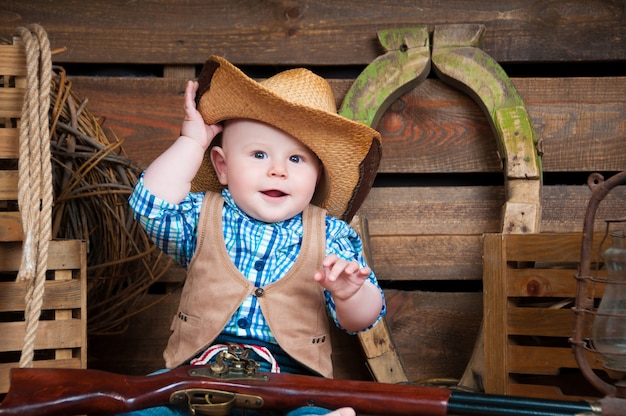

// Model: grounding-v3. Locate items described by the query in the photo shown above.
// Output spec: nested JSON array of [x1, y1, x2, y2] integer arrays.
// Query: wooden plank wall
[[1, 1, 625, 385]]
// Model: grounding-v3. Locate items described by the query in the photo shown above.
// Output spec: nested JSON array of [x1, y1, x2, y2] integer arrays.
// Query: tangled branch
[[49, 67, 174, 335]]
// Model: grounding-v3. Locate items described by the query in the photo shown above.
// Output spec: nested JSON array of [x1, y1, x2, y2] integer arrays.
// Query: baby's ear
[[210, 146, 228, 185]]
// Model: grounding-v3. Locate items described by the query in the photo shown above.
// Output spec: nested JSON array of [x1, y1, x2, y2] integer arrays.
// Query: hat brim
[[191, 55, 381, 221]]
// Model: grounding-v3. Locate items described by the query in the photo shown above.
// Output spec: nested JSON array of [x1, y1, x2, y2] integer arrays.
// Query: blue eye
[[253, 151, 267, 159], [290, 155, 303, 163]]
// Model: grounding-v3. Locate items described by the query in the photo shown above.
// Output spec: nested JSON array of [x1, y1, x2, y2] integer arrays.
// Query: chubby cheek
[[303, 168, 321, 199], [303, 182, 317, 202], [226, 173, 252, 196]]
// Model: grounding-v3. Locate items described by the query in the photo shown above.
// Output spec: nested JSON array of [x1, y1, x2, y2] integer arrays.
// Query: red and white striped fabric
[[190, 343, 280, 373]]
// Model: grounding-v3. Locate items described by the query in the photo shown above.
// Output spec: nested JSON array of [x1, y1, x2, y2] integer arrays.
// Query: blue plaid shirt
[[129, 175, 385, 344]]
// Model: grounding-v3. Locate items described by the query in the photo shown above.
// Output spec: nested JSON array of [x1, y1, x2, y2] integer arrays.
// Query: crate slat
[[0, 240, 85, 270], [507, 345, 605, 375], [0, 129, 19, 158], [0, 280, 83, 312], [0, 320, 84, 351], [0, 44, 26, 75]]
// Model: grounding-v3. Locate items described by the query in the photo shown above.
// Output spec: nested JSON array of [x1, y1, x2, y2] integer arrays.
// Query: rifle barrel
[[448, 391, 601, 416]]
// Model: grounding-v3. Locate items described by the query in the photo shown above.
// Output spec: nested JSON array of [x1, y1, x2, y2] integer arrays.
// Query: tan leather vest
[[163, 192, 333, 378]]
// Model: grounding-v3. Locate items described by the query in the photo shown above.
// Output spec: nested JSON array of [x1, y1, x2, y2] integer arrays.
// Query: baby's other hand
[[313, 254, 370, 301], [181, 80, 222, 148], [327, 408, 355, 416]]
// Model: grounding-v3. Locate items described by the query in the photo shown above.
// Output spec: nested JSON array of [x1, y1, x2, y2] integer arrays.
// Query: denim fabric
[[118, 405, 331, 415], [118, 401, 331, 416]]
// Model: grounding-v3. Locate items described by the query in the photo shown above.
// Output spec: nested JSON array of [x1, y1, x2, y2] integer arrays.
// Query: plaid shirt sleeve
[[128, 174, 204, 268], [324, 216, 386, 333]]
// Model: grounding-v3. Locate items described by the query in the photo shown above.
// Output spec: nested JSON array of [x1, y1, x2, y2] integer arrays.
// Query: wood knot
[[284, 7, 302, 20], [526, 279, 541, 296], [390, 99, 405, 113]]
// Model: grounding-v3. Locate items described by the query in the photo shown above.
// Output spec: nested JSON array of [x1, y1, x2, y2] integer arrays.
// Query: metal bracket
[[187, 343, 269, 381], [170, 388, 264, 416], [170, 344, 267, 415]]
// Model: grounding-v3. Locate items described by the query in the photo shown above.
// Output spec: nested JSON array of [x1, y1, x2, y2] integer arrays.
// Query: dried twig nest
[[49, 67, 173, 335]]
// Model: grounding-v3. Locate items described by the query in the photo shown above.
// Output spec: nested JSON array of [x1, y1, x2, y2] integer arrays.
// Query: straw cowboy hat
[[191, 55, 382, 222]]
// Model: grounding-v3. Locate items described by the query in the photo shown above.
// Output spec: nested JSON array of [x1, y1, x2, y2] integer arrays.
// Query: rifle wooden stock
[[0, 366, 619, 416], [0, 366, 448, 416]]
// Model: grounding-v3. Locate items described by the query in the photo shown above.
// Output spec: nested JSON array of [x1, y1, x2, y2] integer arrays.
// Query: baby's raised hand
[[181, 80, 222, 149], [313, 254, 371, 301]]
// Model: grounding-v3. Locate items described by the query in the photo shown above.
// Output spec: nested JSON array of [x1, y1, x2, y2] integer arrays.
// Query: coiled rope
[[14, 24, 53, 368]]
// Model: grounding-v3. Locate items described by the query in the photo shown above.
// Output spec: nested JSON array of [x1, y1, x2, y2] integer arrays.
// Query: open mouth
[[262, 190, 287, 198]]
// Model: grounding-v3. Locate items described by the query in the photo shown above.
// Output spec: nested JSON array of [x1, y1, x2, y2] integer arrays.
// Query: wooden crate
[[0, 39, 87, 393], [483, 232, 615, 401], [0, 240, 87, 393]]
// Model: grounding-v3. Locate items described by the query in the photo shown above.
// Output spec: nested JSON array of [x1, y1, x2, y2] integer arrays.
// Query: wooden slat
[[0, 88, 24, 118], [0, 279, 83, 312], [0, 129, 19, 158], [507, 384, 574, 401], [483, 234, 508, 394], [507, 308, 582, 337], [504, 233, 610, 263], [361, 187, 504, 236], [0, 240, 85, 271], [1, 1, 624, 65], [350, 215, 409, 383], [541, 187, 626, 233], [66, 76, 626, 174], [369, 235, 483, 281], [507, 268, 606, 298], [0, 319, 84, 352], [0, 212, 21, 242], [512, 77, 626, 172], [0, 170, 18, 200], [358, 319, 408, 384], [362, 186, 626, 237], [507, 345, 605, 375], [0, 44, 26, 75], [54, 269, 74, 360]]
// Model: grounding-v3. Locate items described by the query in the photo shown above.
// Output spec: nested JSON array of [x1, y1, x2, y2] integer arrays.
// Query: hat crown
[[260, 68, 337, 114]]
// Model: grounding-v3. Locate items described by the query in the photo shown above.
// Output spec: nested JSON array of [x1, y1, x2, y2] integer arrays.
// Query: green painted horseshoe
[[431, 24, 542, 234], [339, 26, 431, 128]]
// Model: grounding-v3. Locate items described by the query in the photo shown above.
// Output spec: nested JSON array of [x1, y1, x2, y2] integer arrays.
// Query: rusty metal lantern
[[572, 171, 626, 398]]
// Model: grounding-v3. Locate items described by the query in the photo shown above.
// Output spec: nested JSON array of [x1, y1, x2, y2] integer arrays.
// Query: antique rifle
[[0, 345, 623, 416]]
